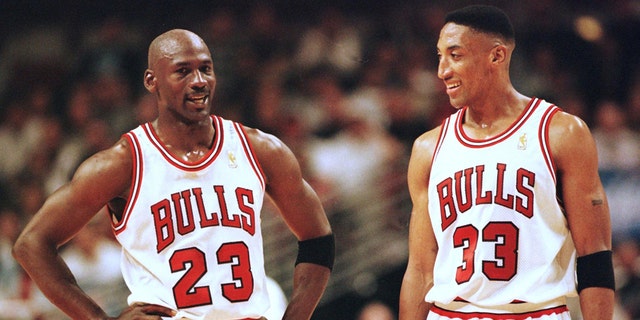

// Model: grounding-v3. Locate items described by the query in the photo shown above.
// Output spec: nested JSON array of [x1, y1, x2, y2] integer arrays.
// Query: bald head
[[147, 29, 210, 70]]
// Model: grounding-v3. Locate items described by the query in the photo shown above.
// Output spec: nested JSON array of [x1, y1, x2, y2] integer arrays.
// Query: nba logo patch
[[518, 133, 527, 150], [228, 150, 238, 168]]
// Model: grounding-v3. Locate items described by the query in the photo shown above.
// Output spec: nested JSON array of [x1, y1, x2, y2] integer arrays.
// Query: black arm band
[[576, 250, 615, 293], [295, 234, 335, 271]]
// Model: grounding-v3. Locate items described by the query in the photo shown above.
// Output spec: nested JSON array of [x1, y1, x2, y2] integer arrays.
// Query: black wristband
[[295, 234, 335, 271], [576, 250, 615, 293]]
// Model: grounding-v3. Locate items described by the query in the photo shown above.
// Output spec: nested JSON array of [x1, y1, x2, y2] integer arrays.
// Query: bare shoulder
[[547, 110, 594, 153], [72, 137, 133, 198], [241, 125, 299, 184], [407, 125, 443, 190], [411, 125, 443, 160], [548, 110, 591, 138], [242, 126, 288, 156], [76, 138, 132, 175], [547, 110, 598, 172]]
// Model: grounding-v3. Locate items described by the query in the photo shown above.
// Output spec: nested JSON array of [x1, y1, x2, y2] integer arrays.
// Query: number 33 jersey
[[113, 115, 270, 319], [426, 98, 577, 306]]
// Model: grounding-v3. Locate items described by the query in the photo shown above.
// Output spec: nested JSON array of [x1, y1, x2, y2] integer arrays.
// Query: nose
[[437, 59, 450, 80], [191, 70, 207, 88]]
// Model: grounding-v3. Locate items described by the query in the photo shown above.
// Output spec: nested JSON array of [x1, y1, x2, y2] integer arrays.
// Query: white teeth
[[189, 96, 207, 103], [447, 82, 460, 89]]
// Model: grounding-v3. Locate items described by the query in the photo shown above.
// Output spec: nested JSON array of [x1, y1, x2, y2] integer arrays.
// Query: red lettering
[[236, 188, 256, 235], [515, 169, 535, 218], [152, 185, 258, 252], [151, 199, 175, 253], [437, 178, 457, 231], [214, 185, 241, 228], [194, 187, 219, 228], [172, 190, 196, 235], [455, 168, 474, 213], [475, 165, 493, 205], [494, 163, 514, 209], [438, 164, 536, 231]]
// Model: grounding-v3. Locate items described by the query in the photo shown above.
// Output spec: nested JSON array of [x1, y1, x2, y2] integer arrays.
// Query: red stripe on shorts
[[430, 305, 569, 320]]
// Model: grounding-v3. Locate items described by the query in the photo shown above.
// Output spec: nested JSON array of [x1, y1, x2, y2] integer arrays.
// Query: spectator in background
[[357, 301, 396, 320], [305, 93, 405, 264], [0, 208, 25, 299], [589, 100, 640, 237], [0, 208, 33, 319], [614, 239, 640, 319], [625, 78, 640, 132], [59, 212, 128, 316], [591, 100, 640, 172], [293, 6, 364, 81], [0, 87, 55, 184]]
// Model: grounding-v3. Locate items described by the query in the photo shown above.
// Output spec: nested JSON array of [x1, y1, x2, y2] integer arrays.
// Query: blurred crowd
[[1, 1, 640, 319]]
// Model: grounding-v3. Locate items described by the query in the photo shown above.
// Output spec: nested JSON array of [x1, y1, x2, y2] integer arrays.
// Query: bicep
[[406, 134, 438, 272], [22, 142, 132, 247], [251, 130, 331, 240], [551, 113, 611, 255]]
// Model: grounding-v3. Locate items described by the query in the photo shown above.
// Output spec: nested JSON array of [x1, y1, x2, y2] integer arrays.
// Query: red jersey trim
[[539, 105, 561, 184], [433, 118, 450, 163], [233, 122, 266, 191], [430, 304, 569, 320], [141, 116, 223, 171], [454, 98, 541, 148], [113, 132, 144, 234]]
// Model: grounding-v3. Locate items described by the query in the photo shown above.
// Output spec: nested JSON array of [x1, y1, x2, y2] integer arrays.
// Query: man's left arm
[[246, 127, 333, 320], [550, 112, 614, 320]]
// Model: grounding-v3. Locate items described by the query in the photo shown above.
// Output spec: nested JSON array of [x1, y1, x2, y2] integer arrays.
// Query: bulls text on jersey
[[152, 185, 257, 253], [436, 162, 535, 232]]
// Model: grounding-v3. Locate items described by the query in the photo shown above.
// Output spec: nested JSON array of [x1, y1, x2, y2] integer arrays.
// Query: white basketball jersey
[[426, 98, 577, 306], [114, 116, 270, 319]]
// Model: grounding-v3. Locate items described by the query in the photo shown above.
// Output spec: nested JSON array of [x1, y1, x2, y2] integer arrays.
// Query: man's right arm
[[399, 129, 440, 320], [12, 139, 137, 319]]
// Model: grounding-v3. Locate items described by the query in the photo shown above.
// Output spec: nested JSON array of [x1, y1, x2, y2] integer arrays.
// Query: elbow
[[12, 232, 41, 267], [12, 235, 29, 266]]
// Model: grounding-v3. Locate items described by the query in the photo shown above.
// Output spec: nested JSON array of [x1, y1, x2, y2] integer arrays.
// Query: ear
[[490, 44, 507, 64], [144, 69, 157, 93]]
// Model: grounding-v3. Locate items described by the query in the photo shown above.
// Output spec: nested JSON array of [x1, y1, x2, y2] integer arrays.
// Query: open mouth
[[446, 82, 461, 90], [187, 94, 209, 105]]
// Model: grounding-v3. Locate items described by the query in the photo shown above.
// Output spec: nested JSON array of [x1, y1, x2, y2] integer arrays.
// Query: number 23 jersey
[[113, 115, 270, 319], [426, 98, 577, 306]]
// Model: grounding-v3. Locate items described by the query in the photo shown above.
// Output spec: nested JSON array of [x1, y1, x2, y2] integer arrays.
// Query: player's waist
[[432, 297, 568, 319]]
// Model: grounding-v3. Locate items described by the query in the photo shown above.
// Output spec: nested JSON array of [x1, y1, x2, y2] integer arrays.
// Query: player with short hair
[[13, 29, 334, 320], [399, 5, 614, 320]]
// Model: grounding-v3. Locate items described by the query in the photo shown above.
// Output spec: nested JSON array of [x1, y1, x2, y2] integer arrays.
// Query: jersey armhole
[[113, 132, 144, 234]]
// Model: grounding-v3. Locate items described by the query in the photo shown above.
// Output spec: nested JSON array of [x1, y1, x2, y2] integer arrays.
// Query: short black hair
[[445, 5, 515, 41]]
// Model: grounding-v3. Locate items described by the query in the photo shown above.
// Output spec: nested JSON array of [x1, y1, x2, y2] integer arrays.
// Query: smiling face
[[436, 23, 498, 109], [144, 30, 216, 124]]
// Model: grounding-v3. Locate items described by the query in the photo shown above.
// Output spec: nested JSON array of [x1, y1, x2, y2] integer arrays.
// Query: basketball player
[[399, 5, 614, 320], [13, 29, 334, 320]]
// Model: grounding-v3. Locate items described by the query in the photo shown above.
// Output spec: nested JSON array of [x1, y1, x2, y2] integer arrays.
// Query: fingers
[[120, 303, 177, 319], [140, 303, 176, 317]]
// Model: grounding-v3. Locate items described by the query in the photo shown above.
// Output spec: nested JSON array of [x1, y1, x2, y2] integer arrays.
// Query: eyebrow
[[438, 44, 462, 53], [173, 59, 213, 67]]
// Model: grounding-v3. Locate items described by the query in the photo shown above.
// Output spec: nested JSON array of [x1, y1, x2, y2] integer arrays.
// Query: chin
[[448, 97, 464, 109]]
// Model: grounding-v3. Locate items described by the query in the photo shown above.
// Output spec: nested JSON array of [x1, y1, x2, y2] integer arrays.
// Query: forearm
[[13, 238, 109, 319], [282, 263, 330, 320], [578, 287, 614, 320], [399, 269, 432, 320]]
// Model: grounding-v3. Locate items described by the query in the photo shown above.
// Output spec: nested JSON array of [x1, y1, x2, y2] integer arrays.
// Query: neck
[[153, 116, 215, 159], [462, 92, 531, 139], [466, 89, 528, 127]]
